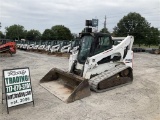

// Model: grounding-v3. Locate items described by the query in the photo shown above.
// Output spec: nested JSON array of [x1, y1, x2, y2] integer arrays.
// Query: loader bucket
[[40, 68, 91, 103]]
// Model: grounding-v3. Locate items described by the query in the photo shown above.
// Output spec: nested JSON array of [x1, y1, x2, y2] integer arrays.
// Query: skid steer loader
[[44, 40, 53, 52], [22, 40, 29, 50], [19, 40, 25, 49], [60, 41, 71, 53], [50, 40, 70, 56], [70, 38, 80, 53], [27, 41, 36, 50], [0, 39, 16, 56], [57, 40, 71, 57], [49, 40, 61, 53], [37, 40, 47, 53], [32, 40, 41, 51], [40, 32, 134, 103], [16, 40, 22, 48]]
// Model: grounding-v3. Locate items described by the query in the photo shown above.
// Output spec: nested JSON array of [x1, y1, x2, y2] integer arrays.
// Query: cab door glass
[[94, 36, 111, 55]]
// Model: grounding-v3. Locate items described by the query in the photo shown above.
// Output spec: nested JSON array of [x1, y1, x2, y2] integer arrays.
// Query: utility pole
[[16, 25, 19, 40], [104, 15, 107, 29], [0, 22, 1, 40]]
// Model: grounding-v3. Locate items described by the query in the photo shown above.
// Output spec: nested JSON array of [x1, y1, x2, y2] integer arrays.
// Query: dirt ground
[[0, 50, 160, 120]]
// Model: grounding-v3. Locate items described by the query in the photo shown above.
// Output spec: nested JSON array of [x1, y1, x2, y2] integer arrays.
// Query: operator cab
[[77, 33, 112, 64]]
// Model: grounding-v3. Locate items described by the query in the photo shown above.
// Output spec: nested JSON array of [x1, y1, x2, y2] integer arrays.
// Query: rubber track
[[89, 64, 131, 92]]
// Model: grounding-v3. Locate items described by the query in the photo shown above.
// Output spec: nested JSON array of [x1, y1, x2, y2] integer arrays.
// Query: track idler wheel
[[120, 69, 129, 77]]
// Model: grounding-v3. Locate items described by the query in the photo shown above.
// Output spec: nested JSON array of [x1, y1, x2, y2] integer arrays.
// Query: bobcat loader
[[22, 41, 29, 50], [32, 40, 41, 51], [70, 38, 80, 53], [60, 41, 71, 53], [27, 41, 36, 50], [38, 40, 47, 52], [50, 40, 70, 56], [19, 41, 25, 49], [44, 40, 53, 52], [16, 40, 22, 48], [50, 40, 62, 53], [40, 32, 134, 103]]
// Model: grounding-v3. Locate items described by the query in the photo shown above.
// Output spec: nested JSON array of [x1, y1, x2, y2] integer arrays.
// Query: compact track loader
[[27, 41, 36, 50], [49, 40, 61, 54], [37, 41, 46, 52], [49, 40, 70, 56], [32, 40, 41, 51], [70, 38, 80, 53], [44, 40, 53, 52], [22, 41, 29, 50], [40, 32, 134, 103], [0, 39, 16, 56]]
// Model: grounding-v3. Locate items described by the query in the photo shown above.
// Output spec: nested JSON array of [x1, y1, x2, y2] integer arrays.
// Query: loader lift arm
[[82, 36, 134, 78]]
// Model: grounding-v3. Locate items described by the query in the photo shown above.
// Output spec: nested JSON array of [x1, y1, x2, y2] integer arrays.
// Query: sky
[[0, 0, 160, 34]]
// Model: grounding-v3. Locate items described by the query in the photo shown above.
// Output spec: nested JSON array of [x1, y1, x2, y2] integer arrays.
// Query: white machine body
[[69, 35, 134, 79]]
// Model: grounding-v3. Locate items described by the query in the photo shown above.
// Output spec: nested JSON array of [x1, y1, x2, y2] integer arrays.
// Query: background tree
[[51, 25, 73, 40], [26, 29, 41, 41], [41, 29, 53, 40], [5, 24, 26, 40], [159, 30, 160, 49], [0, 31, 5, 39], [100, 28, 110, 33], [145, 27, 160, 47], [113, 12, 152, 47]]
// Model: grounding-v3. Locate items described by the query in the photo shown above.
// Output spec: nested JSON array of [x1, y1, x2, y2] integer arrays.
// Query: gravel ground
[[0, 50, 160, 120]]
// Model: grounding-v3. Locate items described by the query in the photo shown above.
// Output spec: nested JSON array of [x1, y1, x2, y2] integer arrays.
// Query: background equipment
[[0, 39, 16, 56]]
